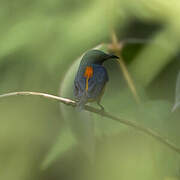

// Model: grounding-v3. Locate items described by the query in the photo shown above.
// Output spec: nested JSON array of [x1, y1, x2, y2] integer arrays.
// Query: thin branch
[[0, 91, 180, 154], [109, 31, 141, 104]]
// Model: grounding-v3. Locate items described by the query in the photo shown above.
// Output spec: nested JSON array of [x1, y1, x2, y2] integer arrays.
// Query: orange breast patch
[[84, 66, 93, 91], [84, 66, 93, 78]]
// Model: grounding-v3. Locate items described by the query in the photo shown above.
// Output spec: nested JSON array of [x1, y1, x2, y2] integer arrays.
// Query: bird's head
[[80, 50, 118, 66]]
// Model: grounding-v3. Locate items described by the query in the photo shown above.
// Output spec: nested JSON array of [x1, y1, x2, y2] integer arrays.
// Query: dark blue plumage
[[74, 50, 118, 110]]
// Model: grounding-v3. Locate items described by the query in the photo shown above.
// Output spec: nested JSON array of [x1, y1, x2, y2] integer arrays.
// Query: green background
[[0, 0, 180, 179]]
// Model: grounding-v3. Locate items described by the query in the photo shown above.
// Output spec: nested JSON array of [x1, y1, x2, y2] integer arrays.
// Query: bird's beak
[[103, 54, 119, 63], [108, 54, 119, 59]]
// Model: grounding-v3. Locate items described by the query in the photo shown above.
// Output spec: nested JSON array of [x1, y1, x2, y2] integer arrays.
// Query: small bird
[[74, 49, 118, 110]]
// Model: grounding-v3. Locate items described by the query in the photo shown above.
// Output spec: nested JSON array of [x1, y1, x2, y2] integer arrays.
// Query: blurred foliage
[[0, 0, 180, 180], [172, 71, 180, 111]]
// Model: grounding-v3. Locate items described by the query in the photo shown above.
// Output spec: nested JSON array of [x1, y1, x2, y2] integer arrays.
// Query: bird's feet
[[97, 102, 105, 113]]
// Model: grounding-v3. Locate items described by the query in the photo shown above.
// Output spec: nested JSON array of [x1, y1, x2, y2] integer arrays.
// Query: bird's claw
[[97, 103, 105, 113], [99, 107, 105, 114]]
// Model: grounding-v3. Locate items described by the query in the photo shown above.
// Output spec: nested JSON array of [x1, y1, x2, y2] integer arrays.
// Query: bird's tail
[[77, 92, 88, 111]]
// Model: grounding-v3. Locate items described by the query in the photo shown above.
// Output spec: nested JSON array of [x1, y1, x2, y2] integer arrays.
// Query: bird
[[74, 49, 118, 110]]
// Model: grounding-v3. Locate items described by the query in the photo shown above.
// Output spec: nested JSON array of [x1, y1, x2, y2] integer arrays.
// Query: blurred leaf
[[172, 71, 180, 112], [41, 128, 77, 170], [41, 44, 107, 169], [129, 26, 179, 86]]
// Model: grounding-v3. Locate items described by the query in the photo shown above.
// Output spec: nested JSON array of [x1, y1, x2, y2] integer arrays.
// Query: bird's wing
[[74, 73, 89, 109], [74, 77, 79, 98], [74, 74, 86, 99]]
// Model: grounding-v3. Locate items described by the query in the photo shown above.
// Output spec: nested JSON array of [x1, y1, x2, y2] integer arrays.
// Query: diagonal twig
[[0, 91, 180, 154], [109, 31, 141, 104]]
